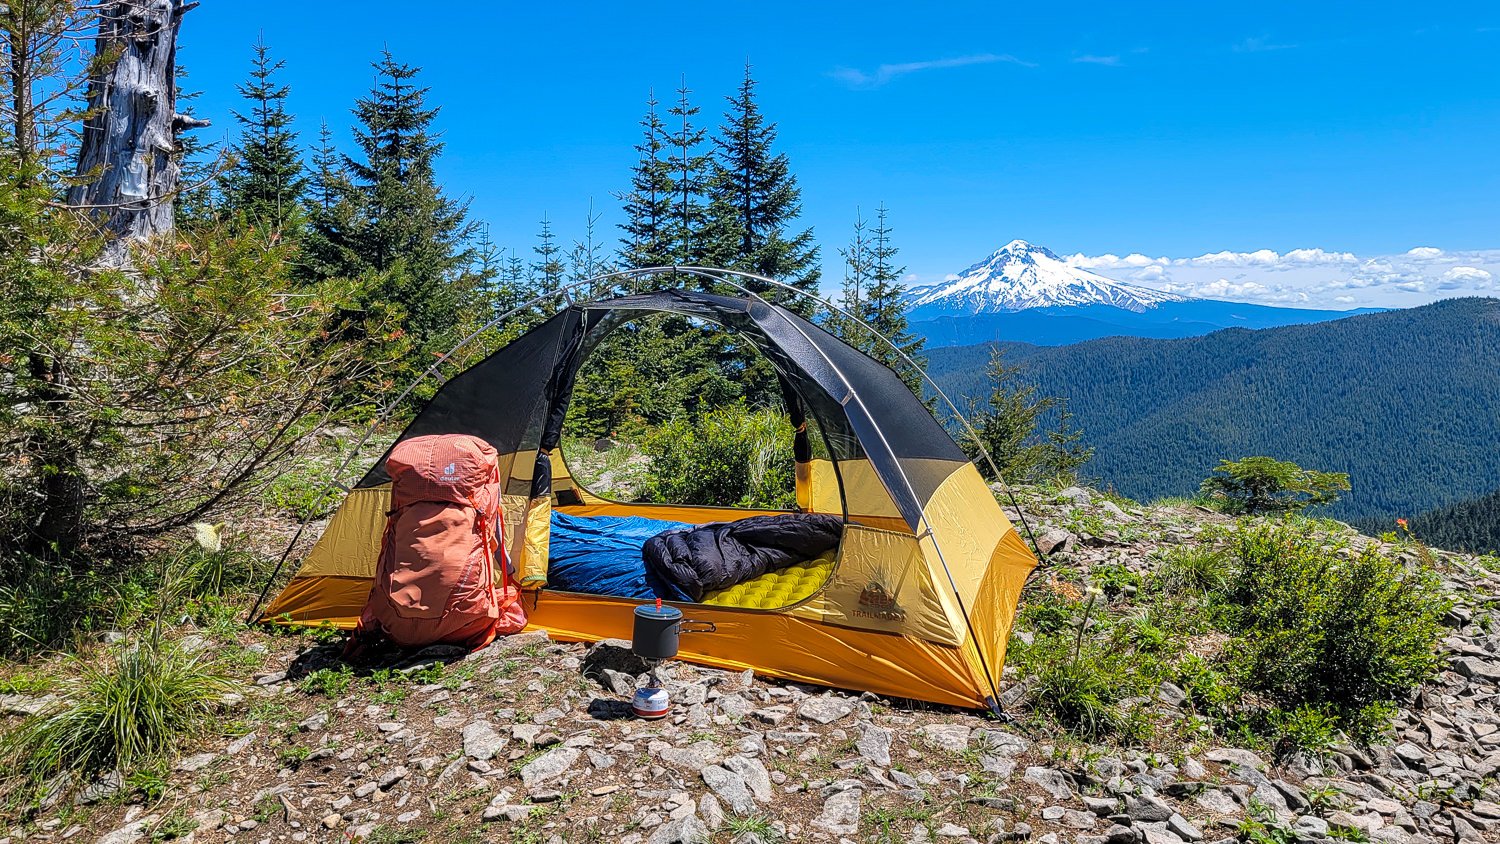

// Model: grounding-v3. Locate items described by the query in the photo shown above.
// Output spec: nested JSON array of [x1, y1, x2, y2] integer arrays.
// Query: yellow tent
[[261, 287, 1036, 710]]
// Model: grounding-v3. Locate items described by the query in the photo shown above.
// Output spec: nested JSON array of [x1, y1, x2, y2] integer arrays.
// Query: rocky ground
[[2, 489, 1498, 844]]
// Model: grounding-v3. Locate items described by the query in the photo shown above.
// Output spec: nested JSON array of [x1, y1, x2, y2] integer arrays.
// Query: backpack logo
[[438, 461, 459, 484]]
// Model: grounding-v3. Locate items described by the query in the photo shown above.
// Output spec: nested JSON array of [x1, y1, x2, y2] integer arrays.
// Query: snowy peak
[[906, 240, 1187, 316]]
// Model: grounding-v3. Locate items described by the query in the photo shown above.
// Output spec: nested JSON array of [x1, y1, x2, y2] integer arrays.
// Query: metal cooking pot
[[632, 603, 716, 660]]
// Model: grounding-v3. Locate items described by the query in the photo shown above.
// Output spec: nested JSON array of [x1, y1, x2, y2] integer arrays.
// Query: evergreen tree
[[829, 208, 871, 343], [704, 63, 820, 315], [306, 120, 345, 212], [666, 78, 710, 266], [221, 37, 305, 229], [173, 63, 220, 228], [618, 91, 674, 269], [304, 50, 480, 363], [860, 204, 925, 393], [532, 214, 564, 292], [567, 201, 613, 298]]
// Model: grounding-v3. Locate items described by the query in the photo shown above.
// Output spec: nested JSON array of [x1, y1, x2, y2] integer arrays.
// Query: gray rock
[[716, 693, 755, 719], [176, 752, 217, 772], [1452, 656, 1500, 683], [1024, 766, 1073, 800], [981, 755, 1016, 778], [1294, 816, 1330, 837], [1062, 810, 1100, 830], [1036, 529, 1076, 555], [1204, 747, 1263, 771], [974, 728, 1030, 756], [1392, 742, 1428, 771], [1084, 796, 1120, 817], [601, 668, 639, 696], [659, 740, 723, 772], [813, 787, 862, 836], [701, 764, 757, 816], [935, 823, 971, 837], [462, 721, 507, 761], [97, 815, 159, 844], [698, 794, 725, 831], [857, 723, 893, 767], [724, 755, 772, 803], [1059, 486, 1093, 507], [378, 765, 409, 789], [0, 693, 56, 716], [646, 814, 710, 844], [520, 747, 580, 789], [919, 724, 973, 753], [797, 695, 855, 724], [1157, 681, 1188, 707], [298, 711, 329, 732], [1126, 795, 1174, 823], [1167, 814, 1203, 841], [1105, 824, 1137, 844]]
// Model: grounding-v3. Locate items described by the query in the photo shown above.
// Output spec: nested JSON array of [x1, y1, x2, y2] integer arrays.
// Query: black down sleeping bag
[[643, 513, 844, 602]]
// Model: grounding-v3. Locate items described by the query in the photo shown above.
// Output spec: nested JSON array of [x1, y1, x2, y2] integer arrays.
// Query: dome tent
[[258, 273, 1038, 710]]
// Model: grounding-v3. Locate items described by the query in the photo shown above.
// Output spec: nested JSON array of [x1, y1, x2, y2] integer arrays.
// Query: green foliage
[[300, 49, 484, 379], [1201, 457, 1350, 515], [1395, 488, 1500, 554], [962, 350, 1092, 484], [0, 172, 378, 561], [264, 459, 343, 520], [220, 38, 306, 229], [0, 637, 235, 800], [638, 404, 795, 509], [1152, 546, 1233, 597], [299, 666, 355, 698], [1221, 520, 1449, 742], [926, 299, 1500, 522], [829, 205, 926, 396]]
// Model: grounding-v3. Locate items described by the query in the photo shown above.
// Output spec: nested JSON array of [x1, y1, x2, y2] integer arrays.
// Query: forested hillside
[[927, 297, 1500, 522], [1393, 488, 1500, 553]]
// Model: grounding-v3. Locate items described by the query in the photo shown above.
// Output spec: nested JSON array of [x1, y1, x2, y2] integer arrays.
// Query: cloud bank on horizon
[[1059, 246, 1499, 310]]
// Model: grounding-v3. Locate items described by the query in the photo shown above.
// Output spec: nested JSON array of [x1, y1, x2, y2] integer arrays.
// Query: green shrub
[[1153, 546, 1234, 597], [0, 638, 235, 799], [264, 462, 344, 520], [1028, 644, 1125, 740], [1092, 563, 1141, 599], [1200, 457, 1349, 515], [1018, 593, 1075, 634], [638, 404, 794, 509], [299, 666, 355, 698], [1222, 520, 1448, 741]]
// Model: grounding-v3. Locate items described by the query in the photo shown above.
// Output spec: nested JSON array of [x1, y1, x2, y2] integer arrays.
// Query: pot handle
[[679, 620, 717, 634]]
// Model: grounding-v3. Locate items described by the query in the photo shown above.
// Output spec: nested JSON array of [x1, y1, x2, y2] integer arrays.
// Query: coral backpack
[[355, 434, 526, 650]]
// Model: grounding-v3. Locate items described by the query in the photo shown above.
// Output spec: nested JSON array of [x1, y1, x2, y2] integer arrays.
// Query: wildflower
[[192, 522, 226, 553], [1396, 518, 1409, 530]]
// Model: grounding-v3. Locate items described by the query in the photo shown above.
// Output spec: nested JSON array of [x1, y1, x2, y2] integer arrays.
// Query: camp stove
[[629, 599, 716, 719]]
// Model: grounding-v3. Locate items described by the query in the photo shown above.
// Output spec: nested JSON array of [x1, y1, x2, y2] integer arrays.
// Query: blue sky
[[181, 2, 1500, 307]]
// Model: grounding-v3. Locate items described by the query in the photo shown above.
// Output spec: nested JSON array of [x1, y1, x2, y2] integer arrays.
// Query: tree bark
[[66, 0, 204, 251]]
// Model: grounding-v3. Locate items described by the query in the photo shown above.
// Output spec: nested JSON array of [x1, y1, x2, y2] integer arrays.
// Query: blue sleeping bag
[[547, 512, 694, 601]]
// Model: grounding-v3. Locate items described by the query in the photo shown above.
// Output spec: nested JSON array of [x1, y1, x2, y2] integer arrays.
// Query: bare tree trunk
[[66, 0, 205, 254]]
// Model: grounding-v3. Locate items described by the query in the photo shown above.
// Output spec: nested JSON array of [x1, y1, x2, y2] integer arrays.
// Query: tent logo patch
[[856, 580, 906, 622]]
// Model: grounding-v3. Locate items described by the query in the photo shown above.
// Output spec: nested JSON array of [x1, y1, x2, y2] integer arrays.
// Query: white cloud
[[1235, 37, 1297, 53], [830, 54, 1033, 89], [1439, 266, 1494, 290], [1053, 244, 1500, 309], [1073, 55, 1121, 66]]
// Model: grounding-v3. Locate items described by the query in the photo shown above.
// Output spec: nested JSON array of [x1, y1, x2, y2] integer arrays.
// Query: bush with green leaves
[[1221, 520, 1449, 742], [0, 637, 236, 804], [638, 404, 795, 509], [1200, 457, 1350, 515]]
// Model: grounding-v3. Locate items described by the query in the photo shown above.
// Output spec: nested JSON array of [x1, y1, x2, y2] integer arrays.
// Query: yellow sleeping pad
[[700, 551, 836, 609]]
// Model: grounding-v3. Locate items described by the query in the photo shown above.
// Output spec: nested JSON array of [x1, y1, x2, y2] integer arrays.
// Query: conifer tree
[[704, 63, 820, 315], [305, 120, 345, 212], [304, 50, 479, 362], [532, 214, 565, 292], [666, 78, 709, 265], [221, 37, 305, 229], [861, 204, 925, 393], [834, 208, 871, 339], [618, 91, 674, 269]]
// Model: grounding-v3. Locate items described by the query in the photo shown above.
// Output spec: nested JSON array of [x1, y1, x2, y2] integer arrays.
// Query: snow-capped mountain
[[905, 239, 1186, 318], [904, 240, 1379, 347]]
